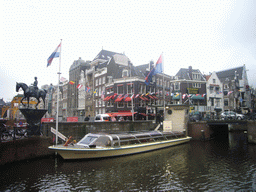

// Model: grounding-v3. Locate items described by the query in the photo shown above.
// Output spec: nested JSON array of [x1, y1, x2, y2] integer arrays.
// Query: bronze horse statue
[[16, 82, 47, 109]]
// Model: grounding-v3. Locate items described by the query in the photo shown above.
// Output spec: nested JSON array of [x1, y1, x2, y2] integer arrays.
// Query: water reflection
[[1, 132, 256, 191]]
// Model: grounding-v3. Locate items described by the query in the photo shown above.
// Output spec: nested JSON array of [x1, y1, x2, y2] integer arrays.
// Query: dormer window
[[224, 84, 229, 89], [192, 73, 200, 80], [122, 69, 129, 77]]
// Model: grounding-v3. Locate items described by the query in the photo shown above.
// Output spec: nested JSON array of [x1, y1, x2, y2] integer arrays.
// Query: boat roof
[[87, 130, 184, 138]]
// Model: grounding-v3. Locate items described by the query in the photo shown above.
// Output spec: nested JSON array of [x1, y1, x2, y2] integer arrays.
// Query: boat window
[[91, 136, 111, 147], [103, 117, 110, 121], [120, 139, 140, 146], [78, 136, 98, 145]]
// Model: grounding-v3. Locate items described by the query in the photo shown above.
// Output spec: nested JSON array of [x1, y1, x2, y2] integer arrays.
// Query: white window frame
[[122, 69, 129, 77], [193, 83, 201, 88], [117, 85, 124, 94]]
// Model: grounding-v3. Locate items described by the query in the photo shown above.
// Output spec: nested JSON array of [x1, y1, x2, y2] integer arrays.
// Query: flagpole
[[162, 53, 165, 118], [56, 39, 62, 145], [130, 65, 134, 121]]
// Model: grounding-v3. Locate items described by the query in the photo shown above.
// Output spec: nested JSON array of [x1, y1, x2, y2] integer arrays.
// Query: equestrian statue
[[16, 77, 47, 109]]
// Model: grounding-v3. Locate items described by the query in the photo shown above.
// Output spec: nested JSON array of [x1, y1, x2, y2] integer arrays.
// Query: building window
[[193, 83, 201, 88], [117, 85, 124, 94], [95, 99, 98, 107], [102, 76, 105, 84], [106, 87, 113, 94], [127, 101, 132, 107], [99, 78, 101, 85], [95, 79, 98, 86], [210, 98, 214, 106], [107, 76, 113, 83], [122, 69, 129, 77], [216, 99, 220, 107], [192, 73, 200, 80], [224, 99, 229, 106], [224, 84, 229, 89], [174, 83, 180, 90], [213, 79, 216, 83], [99, 87, 101, 96], [210, 86, 214, 94], [127, 83, 133, 94], [117, 102, 124, 108], [139, 84, 146, 94]]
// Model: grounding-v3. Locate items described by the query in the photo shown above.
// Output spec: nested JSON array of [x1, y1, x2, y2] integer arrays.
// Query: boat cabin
[[77, 131, 186, 148]]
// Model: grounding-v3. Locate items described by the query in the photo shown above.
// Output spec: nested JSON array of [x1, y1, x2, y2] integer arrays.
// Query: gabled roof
[[216, 66, 243, 82], [93, 50, 120, 61], [205, 75, 211, 81], [175, 67, 205, 81]]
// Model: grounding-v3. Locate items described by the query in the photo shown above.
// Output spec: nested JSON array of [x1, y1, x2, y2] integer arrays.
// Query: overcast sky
[[1, 0, 256, 102]]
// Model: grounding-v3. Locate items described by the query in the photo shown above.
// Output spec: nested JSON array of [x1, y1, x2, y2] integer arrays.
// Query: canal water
[[1, 131, 256, 191]]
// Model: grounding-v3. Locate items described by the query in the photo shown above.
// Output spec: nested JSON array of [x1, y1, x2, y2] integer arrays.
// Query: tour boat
[[48, 131, 191, 160]]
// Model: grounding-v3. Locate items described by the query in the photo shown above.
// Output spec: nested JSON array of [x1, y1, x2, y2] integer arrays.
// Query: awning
[[172, 95, 180, 100], [124, 97, 131, 102], [142, 96, 149, 101], [148, 95, 155, 100], [139, 96, 149, 101], [111, 112, 137, 117], [103, 96, 111, 101], [139, 96, 145, 101], [115, 97, 124, 102], [191, 94, 205, 100]]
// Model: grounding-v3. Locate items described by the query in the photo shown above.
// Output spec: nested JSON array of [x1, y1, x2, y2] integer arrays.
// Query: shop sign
[[67, 117, 78, 122]]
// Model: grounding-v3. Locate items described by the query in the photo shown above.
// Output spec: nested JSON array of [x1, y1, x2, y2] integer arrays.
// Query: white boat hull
[[49, 136, 191, 160]]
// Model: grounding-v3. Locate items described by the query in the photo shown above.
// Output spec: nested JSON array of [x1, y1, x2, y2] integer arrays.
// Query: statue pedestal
[[20, 109, 47, 136]]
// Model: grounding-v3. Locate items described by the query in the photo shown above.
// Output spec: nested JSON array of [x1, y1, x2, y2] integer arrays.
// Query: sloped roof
[[93, 50, 120, 61], [112, 54, 130, 66], [0, 98, 5, 106], [205, 75, 211, 81], [134, 64, 148, 78], [216, 66, 243, 82], [175, 67, 205, 81]]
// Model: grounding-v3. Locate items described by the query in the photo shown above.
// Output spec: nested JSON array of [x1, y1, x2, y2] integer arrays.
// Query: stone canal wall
[[0, 136, 53, 165], [188, 121, 213, 140], [248, 121, 256, 144]]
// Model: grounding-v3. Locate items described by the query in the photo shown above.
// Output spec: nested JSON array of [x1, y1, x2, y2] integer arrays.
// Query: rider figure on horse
[[33, 77, 38, 92]]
